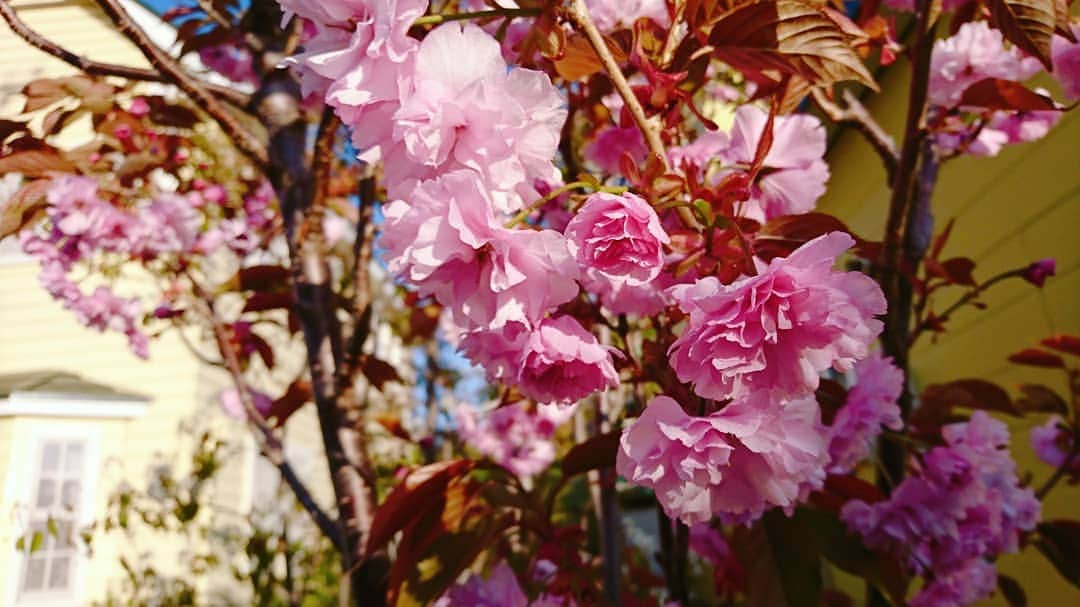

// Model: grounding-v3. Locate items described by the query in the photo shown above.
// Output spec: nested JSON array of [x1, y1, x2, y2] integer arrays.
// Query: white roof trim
[[0, 393, 149, 419]]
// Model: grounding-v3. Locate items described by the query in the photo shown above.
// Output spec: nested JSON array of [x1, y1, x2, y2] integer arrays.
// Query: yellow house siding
[[822, 61, 1080, 605]]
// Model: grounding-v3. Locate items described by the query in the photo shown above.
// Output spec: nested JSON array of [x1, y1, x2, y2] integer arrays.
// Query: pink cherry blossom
[[218, 387, 274, 421], [198, 41, 258, 85], [929, 21, 1042, 108], [438, 562, 528, 607], [565, 192, 670, 289], [827, 352, 904, 473], [517, 316, 619, 405], [1052, 26, 1080, 100], [616, 394, 828, 525], [583, 126, 648, 175], [386, 23, 566, 209], [668, 232, 885, 402], [843, 412, 1040, 607], [281, 0, 426, 154], [379, 170, 579, 330], [585, 0, 670, 32], [1030, 415, 1079, 473], [455, 401, 575, 478], [718, 105, 830, 222]]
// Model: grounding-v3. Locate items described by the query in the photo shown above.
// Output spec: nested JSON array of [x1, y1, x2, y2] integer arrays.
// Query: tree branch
[[812, 88, 898, 181], [0, 0, 249, 108], [92, 0, 268, 166], [192, 288, 343, 552]]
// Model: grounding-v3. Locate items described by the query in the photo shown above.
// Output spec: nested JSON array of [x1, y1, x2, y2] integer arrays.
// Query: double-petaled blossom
[[455, 401, 575, 478], [667, 106, 829, 222], [616, 394, 829, 525], [585, 0, 670, 31], [281, 0, 426, 154], [379, 170, 579, 331], [720, 105, 830, 222], [437, 562, 529, 607], [668, 232, 886, 402], [842, 412, 1040, 607], [827, 352, 904, 473], [1052, 26, 1080, 100], [583, 126, 648, 175], [929, 22, 1042, 108], [565, 192, 670, 311], [1031, 415, 1080, 473], [461, 316, 620, 405], [387, 23, 566, 208]]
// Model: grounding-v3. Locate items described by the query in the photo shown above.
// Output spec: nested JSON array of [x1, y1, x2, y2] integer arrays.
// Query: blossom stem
[[413, 8, 541, 26], [907, 268, 1025, 348], [1035, 436, 1079, 500], [566, 0, 702, 231], [810, 88, 898, 181], [506, 181, 625, 227]]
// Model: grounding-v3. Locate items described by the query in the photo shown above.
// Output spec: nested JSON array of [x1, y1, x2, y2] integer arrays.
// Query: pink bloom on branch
[[438, 562, 528, 607], [615, 394, 828, 525], [388, 23, 566, 209], [1052, 27, 1080, 100], [842, 412, 1040, 607], [1021, 257, 1056, 287], [379, 170, 579, 330], [668, 232, 885, 402], [719, 105, 830, 223], [585, 0, 670, 31], [583, 126, 648, 175], [929, 22, 1042, 108], [218, 387, 274, 421], [517, 316, 619, 405], [565, 192, 670, 290], [909, 558, 998, 607], [455, 401, 574, 478], [1031, 415, 1079, 473], [827, 352, 905, 473]]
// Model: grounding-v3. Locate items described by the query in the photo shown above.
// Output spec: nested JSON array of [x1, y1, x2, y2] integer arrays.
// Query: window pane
[[41, 442, 60, 473], [63, 443, 84, 476], [56, 519, 76, 550], [22, 556, 46, 591], [35, 479, 56, 508], [48, 556, 71, 590], [61, 480, 81, 511]]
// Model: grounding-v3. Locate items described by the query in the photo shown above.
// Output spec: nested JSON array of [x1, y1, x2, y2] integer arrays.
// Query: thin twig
[[413, 7, 542, 26], [1035, 443, 1078, 500], [191, 286, 343, 552], [908, 269, 1026, 347], [0, 0, 250, 108], [811, 88, 898, 180], [93, 0, 268, 167]]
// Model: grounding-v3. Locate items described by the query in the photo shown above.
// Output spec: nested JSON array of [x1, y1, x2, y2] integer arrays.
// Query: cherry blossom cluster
[[436, 561, 574, 607], [455, 401, 576, 479], [842, 412, 1041, 607]]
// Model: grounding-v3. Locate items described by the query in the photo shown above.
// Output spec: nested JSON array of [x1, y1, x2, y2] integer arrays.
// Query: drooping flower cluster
[[842, 412, 1041, 607], [826, 352, 905, 473], [455, 402, 576, 479], [929, 21, 1061, 158], [668, 232, 886, 402], [616, 394, 829, 525], [669, 104, 830, 222], [280, 5, 624, 406]]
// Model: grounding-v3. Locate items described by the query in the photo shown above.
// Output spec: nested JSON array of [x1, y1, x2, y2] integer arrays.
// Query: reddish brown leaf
[[1036, 519, 1080, 586], [939, 257, 977, 286], [816, 378, 849, 426], [754, 212, 852, 260], [708, 0, 877, 90], [562, 431, 621, 477], [0, 147, 76, 177], [0, 179, 51, 239], [266, 380, 311, 427], [365, 460, 474, 557], [1041, 334, 1080, 357], [554, 33, 627, 81], [1008, 347, 1065, 368], [242, 291, 295, 313], [1015, 383, 1069, 414], [958, 78, 1057, 111], [0, 119, 27, 142], [360, 355, 401, 390], [988, 0, 1056, 70], [224, 265, 291, 293], [1052, 0, 1077, 41], [375, 414, 412, 441], [917, 378, 1020, 425]]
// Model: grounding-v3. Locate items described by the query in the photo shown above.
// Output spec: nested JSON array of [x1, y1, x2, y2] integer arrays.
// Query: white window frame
[[3, 422, 102, 607]]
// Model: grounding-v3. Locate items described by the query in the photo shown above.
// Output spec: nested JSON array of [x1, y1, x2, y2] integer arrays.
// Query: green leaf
[[29, 531, 44, 554]]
